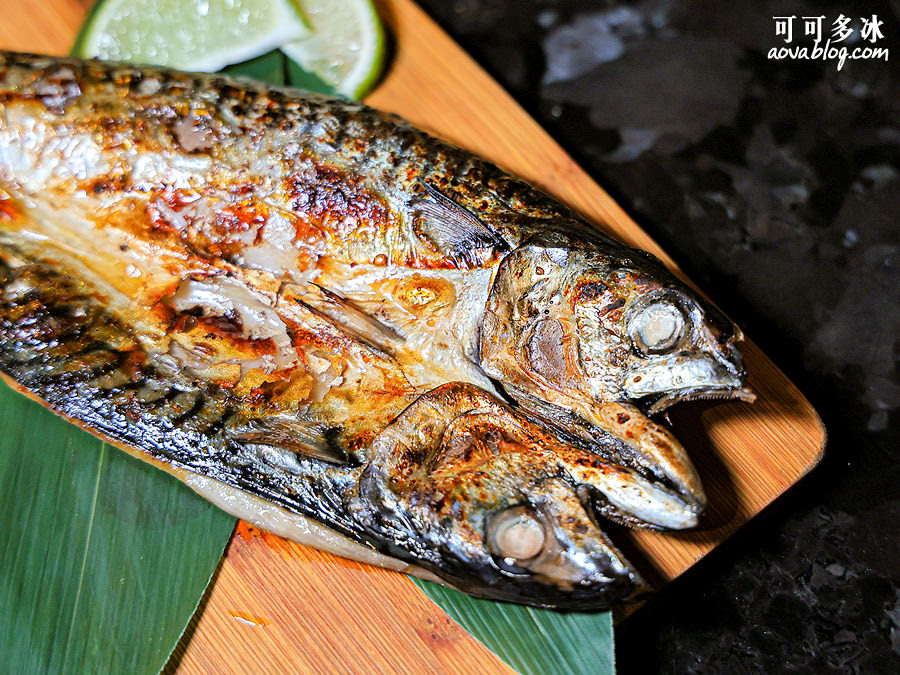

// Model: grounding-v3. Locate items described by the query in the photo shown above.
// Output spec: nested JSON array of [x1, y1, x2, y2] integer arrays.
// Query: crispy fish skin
[[0, 52, 752, 609], [0, 251, 645, 609]]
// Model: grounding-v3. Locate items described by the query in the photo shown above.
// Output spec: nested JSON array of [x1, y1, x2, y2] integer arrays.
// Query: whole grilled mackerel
[[0, 52, 752, 610]]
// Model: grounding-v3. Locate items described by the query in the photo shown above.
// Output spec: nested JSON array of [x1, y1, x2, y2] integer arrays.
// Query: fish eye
[[487, 506, 546, 563], [629, 300, 686, 354]]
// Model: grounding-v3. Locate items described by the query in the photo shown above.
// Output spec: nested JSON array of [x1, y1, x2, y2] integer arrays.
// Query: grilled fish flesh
[[0, 52, 753, 609]]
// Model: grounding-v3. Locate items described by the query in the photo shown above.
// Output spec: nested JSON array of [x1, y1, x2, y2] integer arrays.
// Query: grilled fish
[[0, 52, 752, 609]]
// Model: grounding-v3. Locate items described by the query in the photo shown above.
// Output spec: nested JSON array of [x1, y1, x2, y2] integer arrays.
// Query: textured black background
[[412, 0, 900, 672]]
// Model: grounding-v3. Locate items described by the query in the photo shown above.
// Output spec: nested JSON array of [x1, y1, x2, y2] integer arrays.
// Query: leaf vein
[[60, 442, 106, 670]]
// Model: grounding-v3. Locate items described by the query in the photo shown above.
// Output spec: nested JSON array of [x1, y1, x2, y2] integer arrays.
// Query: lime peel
[[73, 0, 310, 72], [73, 0, 386, 101], [281, 0, 385, 98]]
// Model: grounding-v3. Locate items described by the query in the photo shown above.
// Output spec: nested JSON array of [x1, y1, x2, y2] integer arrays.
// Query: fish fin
[[232, 418, 351, 466], [410, 180, 509, 267], [294, 284, 404, 356]]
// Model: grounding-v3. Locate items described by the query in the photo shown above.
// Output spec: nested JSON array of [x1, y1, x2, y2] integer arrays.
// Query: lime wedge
[[281, 0, 386, 99], [72, 0, 311, 72]]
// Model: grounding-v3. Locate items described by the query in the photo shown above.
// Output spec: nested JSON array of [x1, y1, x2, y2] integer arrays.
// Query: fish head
[[356, 383, 679, 609], [570, 256, 752, 416], [481, 231, 753, 415]]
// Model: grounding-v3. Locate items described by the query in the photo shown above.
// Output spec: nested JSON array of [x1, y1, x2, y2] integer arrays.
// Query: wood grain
[[1, 0, 825, 672], [168, 523, 512, 674]]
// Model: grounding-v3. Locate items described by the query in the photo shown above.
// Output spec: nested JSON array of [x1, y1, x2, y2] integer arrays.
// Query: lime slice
[[72, 0, 311, 72], [281, 0, 385, 99]]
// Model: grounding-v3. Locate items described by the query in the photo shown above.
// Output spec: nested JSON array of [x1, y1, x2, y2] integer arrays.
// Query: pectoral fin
[[410, 180, 509, 267]]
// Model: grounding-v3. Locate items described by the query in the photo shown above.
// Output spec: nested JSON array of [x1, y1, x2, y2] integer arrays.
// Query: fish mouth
[[640, 384, 757, 415], [623, 350, 753, 415], [579, 472, 703, 531], [501, 389, 710, 519]]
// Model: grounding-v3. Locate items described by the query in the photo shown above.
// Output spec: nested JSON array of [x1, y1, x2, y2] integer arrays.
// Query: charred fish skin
[[354, 382, 649, 609], [0, 251, 646, 609], [0, 51, 750, 481], [0, 254, 366, 540], [0, 52, 752, 608]]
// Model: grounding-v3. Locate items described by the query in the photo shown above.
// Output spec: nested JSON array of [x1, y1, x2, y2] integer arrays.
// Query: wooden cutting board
[[1, 0, 826, 672]]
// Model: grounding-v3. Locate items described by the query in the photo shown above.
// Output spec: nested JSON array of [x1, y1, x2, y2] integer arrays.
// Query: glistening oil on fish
[[0, 52, 754, 610]]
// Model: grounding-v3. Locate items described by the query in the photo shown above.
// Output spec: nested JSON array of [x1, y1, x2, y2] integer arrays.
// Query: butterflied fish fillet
[[0, 52, 752, 609]]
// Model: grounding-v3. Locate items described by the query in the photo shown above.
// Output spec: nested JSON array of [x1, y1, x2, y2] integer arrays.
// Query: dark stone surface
[[414, 0, 899, 672]]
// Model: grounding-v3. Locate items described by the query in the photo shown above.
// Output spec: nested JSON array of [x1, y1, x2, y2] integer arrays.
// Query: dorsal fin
[[232, 418, 352, 466], [410, 180, 509, 268]]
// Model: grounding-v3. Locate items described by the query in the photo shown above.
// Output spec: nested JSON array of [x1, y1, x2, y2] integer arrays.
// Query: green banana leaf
[[0, 383, 236, 674], [224, 48, 334, 93], [414, 581, 614, 675]]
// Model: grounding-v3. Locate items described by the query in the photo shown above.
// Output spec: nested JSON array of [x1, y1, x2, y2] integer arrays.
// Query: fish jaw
[[624, 351, 756, 414]]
